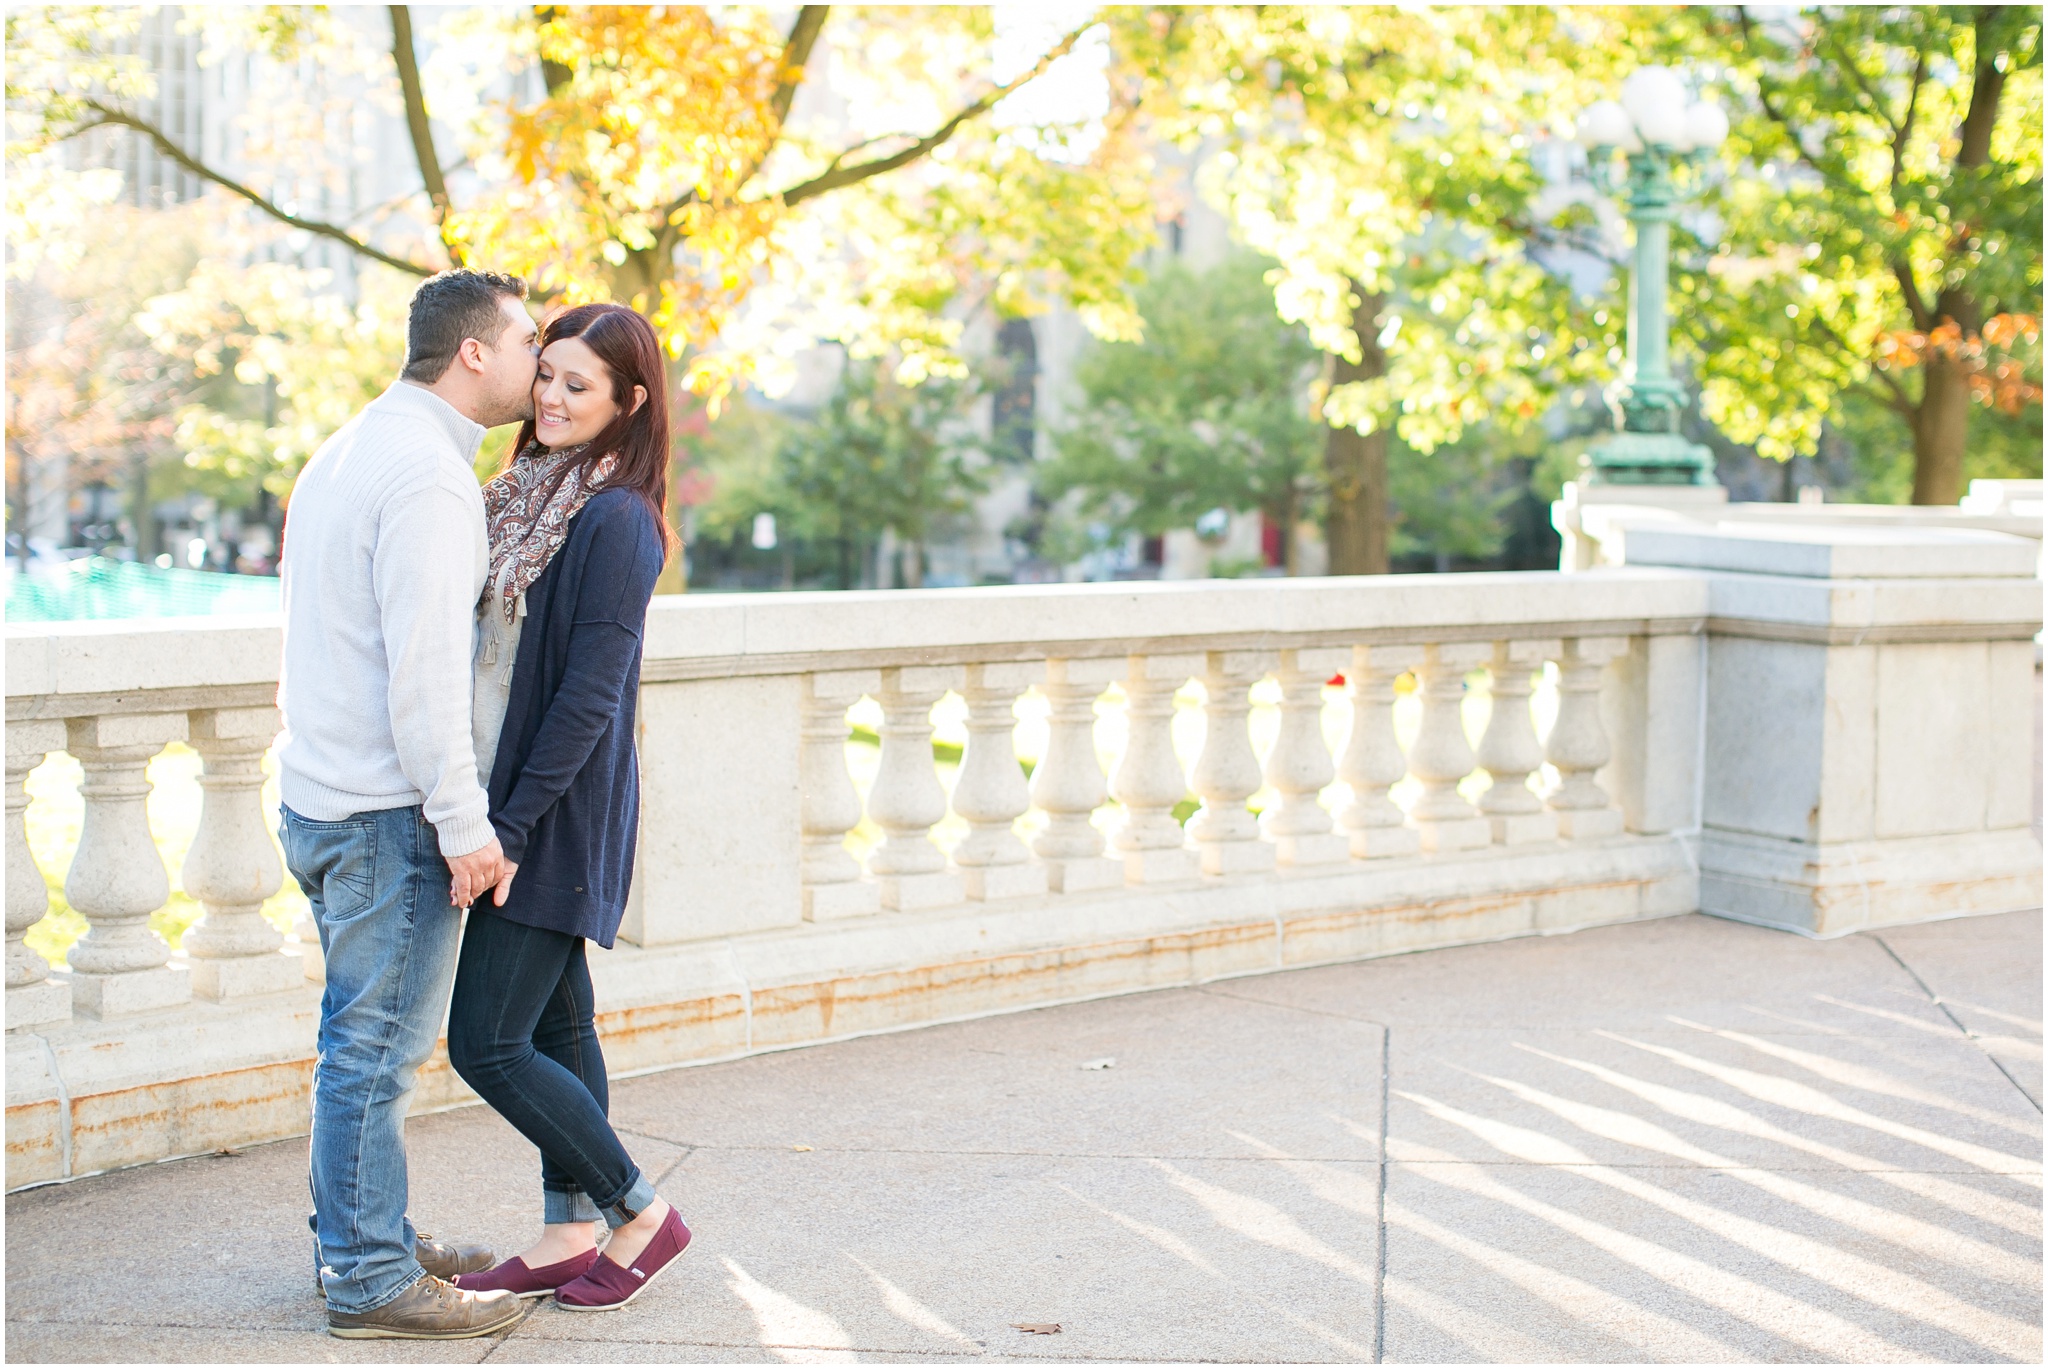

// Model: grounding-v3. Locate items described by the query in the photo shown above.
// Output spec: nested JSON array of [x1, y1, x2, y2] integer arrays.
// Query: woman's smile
[[531, 335, 633, 449]]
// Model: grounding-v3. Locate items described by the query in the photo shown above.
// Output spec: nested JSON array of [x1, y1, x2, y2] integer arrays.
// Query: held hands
[[490, 860, 518, 907], [448, 836, 510, 908]]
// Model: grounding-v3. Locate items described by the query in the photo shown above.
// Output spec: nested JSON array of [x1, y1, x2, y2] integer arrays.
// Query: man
[[277, 269, 537, 1339]]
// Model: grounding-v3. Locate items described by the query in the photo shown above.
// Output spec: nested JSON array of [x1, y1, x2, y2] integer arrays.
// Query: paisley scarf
[[481, 440, 619, 623]]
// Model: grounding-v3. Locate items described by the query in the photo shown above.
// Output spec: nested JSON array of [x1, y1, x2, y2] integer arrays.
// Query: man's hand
[[491, 860, 519, 907], [448, 837, 506, 908]]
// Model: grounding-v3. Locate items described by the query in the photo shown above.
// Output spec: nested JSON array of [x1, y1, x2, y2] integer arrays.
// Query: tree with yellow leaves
[[9, 5, 1155, 402]]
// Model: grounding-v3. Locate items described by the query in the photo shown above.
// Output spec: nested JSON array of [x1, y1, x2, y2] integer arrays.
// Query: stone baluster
[[1261, 648, 1352, 866], [1476, 641, 1560, 845], [63, 714, 191, 1017], [293, 907, 324, 984], [952, 662, 1048, 901], [180, 708, 302, 1000], [7, 719, 71, 1031], [1336, 645, 1422, 859], [866, 665, 965, 910], [1189, 651, 1277, 876], [1029, 658, 1123, 893], [1545, 636, 1629, 839], [1109, 653, 1202, 884], [801, 670, 882, 921], [1405, 643, 1493, 853]]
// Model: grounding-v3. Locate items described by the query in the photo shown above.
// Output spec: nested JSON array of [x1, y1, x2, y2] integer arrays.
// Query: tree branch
[[1737, 7, 1834, 184], [1824, 29, 1898, 140], [1810, 308, 1917, 414], [1891, 49, 1927, 197], [650, 7, 829, 267], [1851, 375, 1919, 419], [769, 6, 829, 133], [388, 5, 461, 264], [776, 20, 1094, 208], [68, 101, 435, 276], [1956, 7, 2006, 168], [1891, 259, 1932, 331]]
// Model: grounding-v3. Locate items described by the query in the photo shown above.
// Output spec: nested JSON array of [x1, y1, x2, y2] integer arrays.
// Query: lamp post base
[[1583, 430, 1718, 486]]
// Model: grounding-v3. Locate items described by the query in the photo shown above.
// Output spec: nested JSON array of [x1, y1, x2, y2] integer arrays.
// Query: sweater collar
[[374, 381, 489, 463]]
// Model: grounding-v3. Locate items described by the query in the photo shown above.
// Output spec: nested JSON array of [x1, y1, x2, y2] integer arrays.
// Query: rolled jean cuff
[[600, 1172, 659, 1231], [544, 1185, 603, 1226]]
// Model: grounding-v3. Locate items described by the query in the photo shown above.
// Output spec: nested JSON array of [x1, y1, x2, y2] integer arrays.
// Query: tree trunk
[[1323, 284, 1389, 575], [1912, 350, 1971, 505], [1913, 284, 1982, 506]]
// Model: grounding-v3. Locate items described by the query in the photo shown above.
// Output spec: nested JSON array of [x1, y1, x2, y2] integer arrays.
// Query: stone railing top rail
[[8, 569, 1708, 710], [1627, 523, 2041, 580]]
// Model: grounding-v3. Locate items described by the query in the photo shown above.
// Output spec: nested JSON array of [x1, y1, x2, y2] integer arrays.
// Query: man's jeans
[[281, 804, 460, 1315]]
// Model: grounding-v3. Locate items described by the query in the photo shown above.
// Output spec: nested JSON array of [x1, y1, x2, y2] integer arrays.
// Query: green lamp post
[[1574, 67, 1728, 486]]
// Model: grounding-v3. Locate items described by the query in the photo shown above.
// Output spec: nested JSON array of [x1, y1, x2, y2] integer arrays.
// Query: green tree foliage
[[4, 202, 217, 555], [1109, 5, 1631, 572], [769, 355, 989, 588], [1667, 6, 2042, 504], [135, 261, 417, 500], [1038, 253, 1322, 562]]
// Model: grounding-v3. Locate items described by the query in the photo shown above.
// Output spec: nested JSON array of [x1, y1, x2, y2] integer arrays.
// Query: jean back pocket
[[281, 810, 379, 922]]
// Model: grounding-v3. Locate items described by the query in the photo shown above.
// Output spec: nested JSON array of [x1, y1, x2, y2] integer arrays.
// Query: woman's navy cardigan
[[484, 487, 664, 948]]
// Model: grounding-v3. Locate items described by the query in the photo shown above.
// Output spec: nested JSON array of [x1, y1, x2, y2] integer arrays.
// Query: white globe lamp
[[1574, 99, 1635, 150], [1621, 66, 1690, 147], [1682, 101, 1729, 151]]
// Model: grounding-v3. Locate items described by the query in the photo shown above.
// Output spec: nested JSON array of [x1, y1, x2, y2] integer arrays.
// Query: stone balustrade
[[6, 527, 2040, 1188]]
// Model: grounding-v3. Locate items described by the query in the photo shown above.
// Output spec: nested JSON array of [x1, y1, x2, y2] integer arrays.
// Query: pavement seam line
[[1196, 984, 1388, 1028], [1870, 931, 2043, 1113], [1375, 1022, 1389, 1365]]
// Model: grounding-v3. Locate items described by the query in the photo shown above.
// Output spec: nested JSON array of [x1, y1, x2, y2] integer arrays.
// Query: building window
[[993, 316, 1038, 463]]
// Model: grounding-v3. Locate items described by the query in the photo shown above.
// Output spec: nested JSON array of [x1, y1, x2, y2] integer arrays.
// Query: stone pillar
[[63, 713, 191, 1017], [1109, 654, 1201, 884], [1406, 642, 1493, 853], [1337, 644, 1421, 859], [800, 670, 881, 921], [7, 718, 70, 1031], [1545, 637, 1628, 840], [867, 665, 965, 910], [182, 707, 301, 1000], [1261, 648, 1351, 866], [1029, 658, 1122, 893], [1476, 640, 1559, 845], [1625, 521, 2041, 934], [952, 662, 1047, 901], [625, 675, 805, 945], [1188, 651, 1276, 876]]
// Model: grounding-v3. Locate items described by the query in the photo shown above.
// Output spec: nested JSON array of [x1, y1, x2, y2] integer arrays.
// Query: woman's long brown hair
[[509, 302, 675, 556]]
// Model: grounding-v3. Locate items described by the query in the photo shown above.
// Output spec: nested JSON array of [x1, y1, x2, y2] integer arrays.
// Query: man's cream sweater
[[277, 382, 494, 856]]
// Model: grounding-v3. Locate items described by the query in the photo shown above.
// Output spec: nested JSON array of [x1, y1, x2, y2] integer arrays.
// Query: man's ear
[[457, 336, 489, 375], [629, 385, 648, 416]]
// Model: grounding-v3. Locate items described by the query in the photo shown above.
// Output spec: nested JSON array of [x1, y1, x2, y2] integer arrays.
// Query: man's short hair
[[401, 269, 529, 383]]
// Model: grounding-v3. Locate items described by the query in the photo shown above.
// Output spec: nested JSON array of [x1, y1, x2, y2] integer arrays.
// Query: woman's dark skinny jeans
[[446, 912, 657, 1228]]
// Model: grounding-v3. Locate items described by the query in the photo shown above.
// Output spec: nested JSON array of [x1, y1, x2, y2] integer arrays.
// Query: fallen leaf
[[1012, 1322, 1061, 1334], [792, 1144, 814, 1151], [1079, 1058, 1115, 1070]]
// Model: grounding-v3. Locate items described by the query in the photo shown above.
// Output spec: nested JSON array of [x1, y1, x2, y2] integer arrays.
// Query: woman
[[446, 302, 687, 1311]]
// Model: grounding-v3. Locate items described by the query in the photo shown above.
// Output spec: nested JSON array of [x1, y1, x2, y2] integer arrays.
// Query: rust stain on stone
[[5, 1100, 62, 1189], [12, 876, 1681, 1185], [68, 1060, 313, 1176]]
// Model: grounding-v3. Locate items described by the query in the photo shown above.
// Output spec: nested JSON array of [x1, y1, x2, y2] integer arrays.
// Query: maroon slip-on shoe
[[453, 1250, 601, 1299], [553, 1209, 692, 1312]]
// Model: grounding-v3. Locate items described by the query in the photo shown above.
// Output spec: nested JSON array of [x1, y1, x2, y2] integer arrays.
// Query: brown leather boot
[[415, 1231, 495, 1280], [326, 1276, 524, 1340], [316, 1232, 495, 1296]]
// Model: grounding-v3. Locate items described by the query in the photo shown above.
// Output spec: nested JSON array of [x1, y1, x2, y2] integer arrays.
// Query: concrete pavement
[[5, 910, 2040, 1363]]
